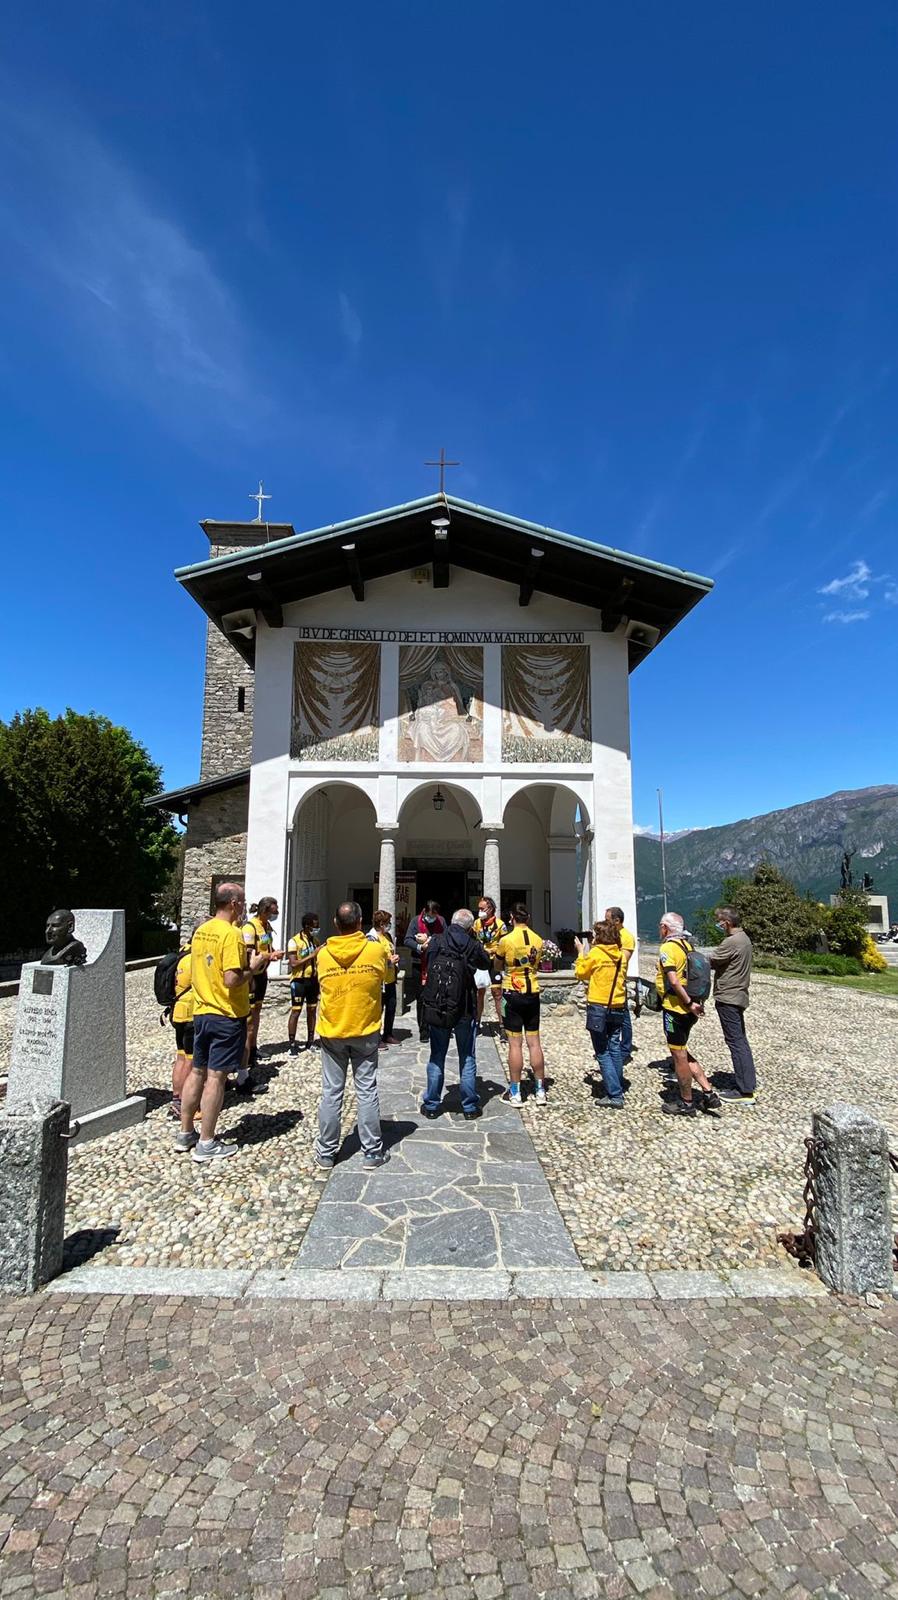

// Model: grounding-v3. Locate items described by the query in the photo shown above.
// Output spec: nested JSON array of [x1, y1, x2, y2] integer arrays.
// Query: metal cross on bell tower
[[425, 448, 459, 496], [249, 480, 272, 522]]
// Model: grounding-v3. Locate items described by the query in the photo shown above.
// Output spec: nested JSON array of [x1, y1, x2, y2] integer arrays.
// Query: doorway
[[411, 868, 467, 920]]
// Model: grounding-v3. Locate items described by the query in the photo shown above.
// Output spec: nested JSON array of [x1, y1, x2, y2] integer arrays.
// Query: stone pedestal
[[0, 1098, 70, 1293], [812, 1103, 894, 1295], [7, 910, 145, 1145]]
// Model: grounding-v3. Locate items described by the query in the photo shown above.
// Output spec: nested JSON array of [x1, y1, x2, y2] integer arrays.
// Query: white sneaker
[[533, 1084, 547, 1106], [191, 1138, 238, 1163], [502, 1087, 522, 1107], [173, 1129, 199, 1153]]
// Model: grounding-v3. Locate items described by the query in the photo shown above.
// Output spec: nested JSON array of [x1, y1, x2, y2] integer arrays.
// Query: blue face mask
[[715, 921, 726, 932]]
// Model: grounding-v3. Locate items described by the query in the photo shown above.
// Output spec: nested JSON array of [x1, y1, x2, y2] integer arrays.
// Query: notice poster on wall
[[372, 871, 416, 943]]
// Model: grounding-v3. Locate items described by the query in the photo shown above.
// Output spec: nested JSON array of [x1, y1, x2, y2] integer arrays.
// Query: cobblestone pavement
[[1, 1289, 897, 1599], [2, 968, 896, 1281], [518, 970, 898, 1276], [295, 1038, 581, 1279]]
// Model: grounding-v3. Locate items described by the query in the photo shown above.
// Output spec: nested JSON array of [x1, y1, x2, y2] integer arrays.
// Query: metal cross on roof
[[249, 480, 272, 521], [425, 448, 459, 496]]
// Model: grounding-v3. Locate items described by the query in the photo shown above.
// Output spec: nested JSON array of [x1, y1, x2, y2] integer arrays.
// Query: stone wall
[[181, 782, 250, 936], [198, 527, 269, 781]]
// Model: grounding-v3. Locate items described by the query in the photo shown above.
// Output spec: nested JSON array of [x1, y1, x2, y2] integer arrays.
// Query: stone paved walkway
[[1, 1289, 896, 1599], [292, 1032, 587, 1296]]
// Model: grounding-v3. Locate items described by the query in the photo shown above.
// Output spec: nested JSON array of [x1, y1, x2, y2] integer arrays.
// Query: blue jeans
[[586, 1003, 626, 1105], [620, 1003, 633, 1059], [422, 1018, 479, 1114]]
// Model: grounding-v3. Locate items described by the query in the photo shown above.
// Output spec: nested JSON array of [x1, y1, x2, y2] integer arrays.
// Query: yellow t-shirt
[[619, 926, 636, 962], [171, 950, 194, 1024], [242, 916, 274, 958], [495, 926, 543, 995], [369, 930, 397, 984], [473, 915, 508, 956], [191, 918, 250, 1019], [316, 933, 390, 1037], [657, 937, 691, 1015], [575, 943, 627, 1007]]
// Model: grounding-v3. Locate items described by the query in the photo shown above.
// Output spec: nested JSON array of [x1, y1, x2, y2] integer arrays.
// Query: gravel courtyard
[[1, 966, 896, 1276]]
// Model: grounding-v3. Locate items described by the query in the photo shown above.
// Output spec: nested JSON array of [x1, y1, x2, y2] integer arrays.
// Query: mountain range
[[633, 785, 898, 936]]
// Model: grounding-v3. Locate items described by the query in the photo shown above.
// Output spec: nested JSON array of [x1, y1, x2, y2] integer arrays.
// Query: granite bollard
[[7, 910, 145, 1144], [812, 1103, 894, 1296], [0, 1098, 70, 1294]]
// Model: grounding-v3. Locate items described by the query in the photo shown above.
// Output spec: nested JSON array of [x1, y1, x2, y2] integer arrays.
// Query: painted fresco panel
[[398, 646, 483, 763], [291, 641, 380, 760], [502, 644, 591, 763]]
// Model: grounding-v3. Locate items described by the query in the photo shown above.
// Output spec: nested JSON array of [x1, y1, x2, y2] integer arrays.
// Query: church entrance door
[[412, 867, 467, 920]]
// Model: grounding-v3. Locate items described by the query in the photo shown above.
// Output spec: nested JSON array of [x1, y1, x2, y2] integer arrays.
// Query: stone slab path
[[290, 1030, 591, 1294]]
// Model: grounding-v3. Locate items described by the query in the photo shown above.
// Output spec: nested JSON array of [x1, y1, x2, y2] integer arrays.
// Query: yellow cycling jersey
[[171, 950, 194, 1024], [495, 926, 543, 995], [473, 915, 508, 955], [192, 918, 250, 1019], [657, 938, 691, 1015], [242, 915, 274, 957]]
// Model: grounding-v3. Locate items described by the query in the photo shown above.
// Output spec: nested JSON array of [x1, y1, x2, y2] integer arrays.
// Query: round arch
[[288, 781, 378, 935], [500, 778, 591, 828], [500, 779, 592, 940]]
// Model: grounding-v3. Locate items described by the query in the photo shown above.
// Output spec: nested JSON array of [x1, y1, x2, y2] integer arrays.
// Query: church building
[[150, 493, 712, 951]]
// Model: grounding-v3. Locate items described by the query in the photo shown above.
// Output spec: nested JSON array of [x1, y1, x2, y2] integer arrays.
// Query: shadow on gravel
[[139, 1086, 173, 1113], [225, 1108, 305, 1147], [63, 1226, 120, 1270]]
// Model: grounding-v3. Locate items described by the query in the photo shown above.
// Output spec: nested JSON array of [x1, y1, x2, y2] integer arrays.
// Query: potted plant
[[540, 938, 562, 972]]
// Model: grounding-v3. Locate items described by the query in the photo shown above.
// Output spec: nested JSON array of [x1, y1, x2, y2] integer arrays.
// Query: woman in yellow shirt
[[368, 909, 400, 1045], [574, 918, 628, 1109]]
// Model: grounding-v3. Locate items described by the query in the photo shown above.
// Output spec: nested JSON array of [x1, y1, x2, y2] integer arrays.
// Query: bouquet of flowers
[[539, 939, 562, 971]]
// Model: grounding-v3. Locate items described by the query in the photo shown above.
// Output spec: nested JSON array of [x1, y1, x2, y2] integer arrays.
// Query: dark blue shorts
[[193, 1014, 247, 1072]]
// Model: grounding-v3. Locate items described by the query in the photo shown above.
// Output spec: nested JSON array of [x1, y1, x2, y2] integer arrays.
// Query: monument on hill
[[7, 909, 145, 1144]]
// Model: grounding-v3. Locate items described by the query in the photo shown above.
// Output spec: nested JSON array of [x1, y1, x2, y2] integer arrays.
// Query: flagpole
[[657, 787, 668, 914]]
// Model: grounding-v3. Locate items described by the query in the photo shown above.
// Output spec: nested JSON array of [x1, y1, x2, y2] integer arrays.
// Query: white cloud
[[338, 291, 363, 349], [822, 610, 870, 624], [818, 559, 872, 599], [0, 100, 268, 438]]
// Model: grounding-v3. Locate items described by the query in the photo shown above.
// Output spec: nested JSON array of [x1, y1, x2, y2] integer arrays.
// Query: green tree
[[823, 886, 870, 957], [0, 709, 179, 951], [716, 862, 824, 956]]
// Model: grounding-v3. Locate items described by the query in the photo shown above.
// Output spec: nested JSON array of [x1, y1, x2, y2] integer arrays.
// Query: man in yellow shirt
[[575, 919, 628, 1108], [313, 900, 392, 1169], [169, 937, 195, 1121], [605, 905, 636, 1062], [656, 910, 719, 1119], [494, 903, 547, 1106], [176, 883, 269, 1161], [473, 896, 508, 1038]]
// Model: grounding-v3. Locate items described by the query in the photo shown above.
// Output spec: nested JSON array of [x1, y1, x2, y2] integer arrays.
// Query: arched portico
[[288, 781, 378, 934], [501, 781, 594, 938]]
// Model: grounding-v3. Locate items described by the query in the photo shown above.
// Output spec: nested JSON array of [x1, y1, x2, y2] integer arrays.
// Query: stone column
[[481, 826, 503, 910], [579, 826, 595, 929], [812, 1103, 894, 1295], [376, 827, 398, 923], [0, 1098, 70, 1294]]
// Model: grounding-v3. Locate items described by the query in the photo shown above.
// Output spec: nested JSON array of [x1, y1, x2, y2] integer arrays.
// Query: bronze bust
[[41, 909, 87, 967]]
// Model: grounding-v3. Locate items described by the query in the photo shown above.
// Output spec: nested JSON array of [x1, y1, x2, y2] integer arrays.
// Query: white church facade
[[151, 493, 712, 953]]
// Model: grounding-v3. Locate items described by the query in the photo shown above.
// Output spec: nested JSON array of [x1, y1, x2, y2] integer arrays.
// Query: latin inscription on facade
[[295, 628, 584, 644]]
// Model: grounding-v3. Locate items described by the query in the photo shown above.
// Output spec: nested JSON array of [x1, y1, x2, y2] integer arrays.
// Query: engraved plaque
[[32, 969, 54, 996]]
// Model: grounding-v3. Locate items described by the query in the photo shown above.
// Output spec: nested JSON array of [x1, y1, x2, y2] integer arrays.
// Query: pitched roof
[[176, 492, 713, 670]]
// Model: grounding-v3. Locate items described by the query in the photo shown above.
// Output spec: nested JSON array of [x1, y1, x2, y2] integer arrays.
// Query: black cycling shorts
[[174, 1021, 194, 1055], [249, 970, 268, 1005], [290, 976, 320, 1008], [663, 1009, 697, 1050], [503, 992, 541, 1035]]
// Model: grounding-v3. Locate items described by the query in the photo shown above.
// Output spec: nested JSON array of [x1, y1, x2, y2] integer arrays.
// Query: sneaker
[[420, 1107, 440, 1120], [533, 1084, 547, 1107], [191, 1137, 238, 1162], [384, 1035, 400, 1045], [363, 1152, 391, 1168], [598, 1098, 625, 1110], [718, 1088, 756, 1104], [699, 1089, 722, 1114], [233, 1077, 267, 1097], [662, 1097, 696, 1118], [168, 1098, 182, 1121], [173, 1129, 199, 1152], [313, 1153, 334, 1170], [289, 1043, 300, 1057], [463, 1108, 482, 1121], [502, 1087, 523, 1106]]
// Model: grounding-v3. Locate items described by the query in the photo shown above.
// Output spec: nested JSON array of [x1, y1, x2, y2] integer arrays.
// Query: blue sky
[[2, 1, 896, 832]]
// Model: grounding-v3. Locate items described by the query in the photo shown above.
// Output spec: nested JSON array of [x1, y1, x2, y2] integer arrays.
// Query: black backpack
[[155, 949, 185, 1022], [674, 938, 713, 1002], [422, 948, 469, 1028]]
